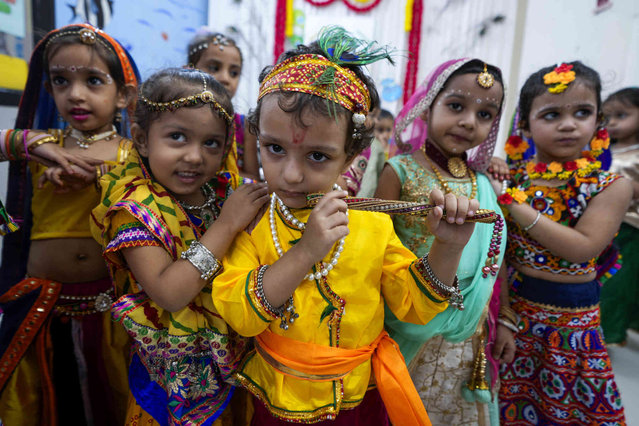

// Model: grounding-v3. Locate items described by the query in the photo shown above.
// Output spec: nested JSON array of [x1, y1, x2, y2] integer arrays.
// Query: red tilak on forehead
[[291, 125, 307, 145]]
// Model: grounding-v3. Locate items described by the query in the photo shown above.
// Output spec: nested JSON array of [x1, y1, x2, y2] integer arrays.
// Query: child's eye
[[87, 76, 103, 86], [478, 111, 493, 120], [230, 70, 240, 78], [51, 76, 66, 86], [204, 139, 221, 149], [575, 109, 593, 119], [448, 103, 463, 112], [266, 144, 284, 155], [542, 111, 558, 120], [308, 152, 328, 163], [207, 64, 220, 73], [170, 132, 186, 142]]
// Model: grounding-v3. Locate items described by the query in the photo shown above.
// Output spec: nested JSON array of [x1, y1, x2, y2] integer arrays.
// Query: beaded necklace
[[178, 183, 219, 227], [67, 125, 118, 149], [269, 185, 346, 281]]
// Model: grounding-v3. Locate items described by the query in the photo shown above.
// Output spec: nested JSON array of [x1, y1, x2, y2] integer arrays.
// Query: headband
[[258, 53, 371, 115], [43, 24, 137, 87], [139, 73, 233, 125]]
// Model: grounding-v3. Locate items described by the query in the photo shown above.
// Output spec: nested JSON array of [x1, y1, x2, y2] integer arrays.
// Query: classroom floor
[[608, 329, 639, 425]]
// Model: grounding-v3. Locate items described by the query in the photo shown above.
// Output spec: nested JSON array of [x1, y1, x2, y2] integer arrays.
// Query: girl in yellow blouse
[[212, 27, 482, 426]]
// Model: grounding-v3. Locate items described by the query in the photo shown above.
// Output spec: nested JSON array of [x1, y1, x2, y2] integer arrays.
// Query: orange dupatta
[[255, 329, 431, 426]]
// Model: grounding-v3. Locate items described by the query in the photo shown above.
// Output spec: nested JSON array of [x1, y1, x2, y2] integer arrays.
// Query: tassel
[[462, 326, 492, 404]]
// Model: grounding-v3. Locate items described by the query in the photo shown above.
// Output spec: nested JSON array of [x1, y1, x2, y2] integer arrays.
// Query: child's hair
[[604, 87, 639, 109], [378, 109, 394, 121], [42, 26, 128, 90], [134, 67, 234, 144], [518, 61, 602, 130], [248, 41, 382, 159], [187, 31, 243, 67]]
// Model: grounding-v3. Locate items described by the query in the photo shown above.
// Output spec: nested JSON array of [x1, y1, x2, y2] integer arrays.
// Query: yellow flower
[[557, 70, 575, 85], [543, 71, 560, 84], [509, 188, 528, 204], [548, 162, 563, 173], [575, 158, 589, 168], [591, 138, 604, 151], [549, 83, 568, 94], [526, 162, 536, 176]]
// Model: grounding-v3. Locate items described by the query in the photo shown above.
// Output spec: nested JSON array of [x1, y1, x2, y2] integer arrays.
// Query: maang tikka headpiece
[[258, 26, 394, 139], [139, 73, 233, 125], [189, 33, 231, 57], [476, 63, 494, 89]]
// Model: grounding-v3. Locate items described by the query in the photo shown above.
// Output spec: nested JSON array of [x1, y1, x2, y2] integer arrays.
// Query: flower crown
[[139, 74, 233, 125], [543, 63, 576, 94]]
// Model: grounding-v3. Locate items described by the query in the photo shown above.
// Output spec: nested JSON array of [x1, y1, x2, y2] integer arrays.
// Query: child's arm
[[503, 177, 632, 263], [121, 182, 269, 312], [374, 164, 401, 200], [492, 268, 516, 364]]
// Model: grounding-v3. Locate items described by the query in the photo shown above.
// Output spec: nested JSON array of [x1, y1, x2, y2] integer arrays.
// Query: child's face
[[135, 106, 227, 204], [603, 99, 639, 143], [194, 45, 241, 98], [423, 73, 502, 156], [47, 44, 128, 133], [259, 95, 350, 208], [524, 81, 598, 163], [374, 117, 393, 146]]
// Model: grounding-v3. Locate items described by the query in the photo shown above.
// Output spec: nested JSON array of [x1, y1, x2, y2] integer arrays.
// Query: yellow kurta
[[213, 207, 449, 422]]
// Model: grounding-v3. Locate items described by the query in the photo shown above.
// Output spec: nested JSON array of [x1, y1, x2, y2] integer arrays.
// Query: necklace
[[423, 139, 468, 178], [425, 155, 477, 199], [68, 125, 118, 149], [269, 185, 346, 281], [178, 183, 219, 227], [526, 156, 601, 181]]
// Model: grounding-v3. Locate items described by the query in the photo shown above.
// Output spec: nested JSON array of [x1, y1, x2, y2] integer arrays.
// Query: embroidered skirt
[[499, 274, 626, 425]]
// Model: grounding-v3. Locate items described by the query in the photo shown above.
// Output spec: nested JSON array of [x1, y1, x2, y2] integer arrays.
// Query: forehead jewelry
[[138, 74, 233, 125], [477, 64, 494, 89], [49, 65, 114, 84], [189, 34, 231, 57]]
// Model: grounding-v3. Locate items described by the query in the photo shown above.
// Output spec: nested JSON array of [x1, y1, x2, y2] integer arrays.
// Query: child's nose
[[68, 82, 86, 101], [282, 160, 304, 184], [184, 144, 204, 165]]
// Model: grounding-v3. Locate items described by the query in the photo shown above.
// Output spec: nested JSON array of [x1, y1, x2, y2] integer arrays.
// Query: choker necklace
[[423, 139, 468, 178], [178, 183, 219, 227], [424, 155, 477, 199], [68, 125, 118, 149], [269, 184, 346, 281]]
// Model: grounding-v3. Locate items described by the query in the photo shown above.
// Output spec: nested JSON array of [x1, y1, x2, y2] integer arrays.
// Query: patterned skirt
[[499, 275, 625, 425]]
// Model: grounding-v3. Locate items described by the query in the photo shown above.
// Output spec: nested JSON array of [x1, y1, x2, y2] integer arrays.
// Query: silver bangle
[[421, 253, 464, 311], [181, 241, 221, 281], [523, 210, 542, 232], [497, 318, 519, 333]]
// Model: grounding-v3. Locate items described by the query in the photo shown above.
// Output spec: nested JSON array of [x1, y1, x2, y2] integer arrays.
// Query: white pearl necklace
[[269, 185, 346, 281]]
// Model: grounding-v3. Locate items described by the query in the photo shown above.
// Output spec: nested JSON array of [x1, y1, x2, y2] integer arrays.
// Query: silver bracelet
[[254, 265, 298, 330], [497, 318, 519, 333], [181, 241, 221, 281], [523, 210, 542, 232], [421, 253, 464, 310]]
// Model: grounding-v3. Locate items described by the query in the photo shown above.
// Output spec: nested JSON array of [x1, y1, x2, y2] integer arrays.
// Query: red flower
[[597, 128, 609, 140], [507, 135, 524, 148], [564, 161, 578, 171], [497, 193, 513, 205], [534, 163, 547, 173], [555, 63, 573, 73]]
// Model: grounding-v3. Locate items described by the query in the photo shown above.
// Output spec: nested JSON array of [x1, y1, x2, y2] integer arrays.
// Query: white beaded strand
[[269, 185, 346, 281]]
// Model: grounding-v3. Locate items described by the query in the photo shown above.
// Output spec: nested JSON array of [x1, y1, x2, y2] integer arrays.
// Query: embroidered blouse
[[505, 163, 620, 276]]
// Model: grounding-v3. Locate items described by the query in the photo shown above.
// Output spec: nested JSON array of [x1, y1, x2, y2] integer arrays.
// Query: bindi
[[290, 125, 307, 145]]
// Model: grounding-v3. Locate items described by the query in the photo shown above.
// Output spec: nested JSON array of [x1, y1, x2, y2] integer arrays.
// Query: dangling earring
[[114, 111, 122, 123]]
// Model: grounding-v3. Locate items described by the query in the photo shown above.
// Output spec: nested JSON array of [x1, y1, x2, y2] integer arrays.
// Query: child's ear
[[116, 83, 137, 110], [131, 123, 149, 156]]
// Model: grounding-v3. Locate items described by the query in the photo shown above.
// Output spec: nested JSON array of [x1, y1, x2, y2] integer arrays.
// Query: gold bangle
[[27, 136, 58, 153]]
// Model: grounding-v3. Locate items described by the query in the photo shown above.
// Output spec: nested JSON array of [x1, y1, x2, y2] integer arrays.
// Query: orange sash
[[255, 329, 431, 426]]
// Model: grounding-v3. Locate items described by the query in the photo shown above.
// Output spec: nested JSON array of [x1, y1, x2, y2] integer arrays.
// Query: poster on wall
[[0, 0, 30, 100], [55, 0, 208, 79]]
